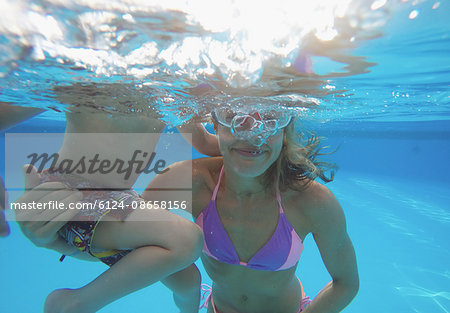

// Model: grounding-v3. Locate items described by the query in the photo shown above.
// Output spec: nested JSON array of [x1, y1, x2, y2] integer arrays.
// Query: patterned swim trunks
[[40, 170, 141, 266]]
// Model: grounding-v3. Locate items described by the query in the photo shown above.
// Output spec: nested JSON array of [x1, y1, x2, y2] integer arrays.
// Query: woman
[[142, 105, 360, 312], [17, 105, 359, 312]]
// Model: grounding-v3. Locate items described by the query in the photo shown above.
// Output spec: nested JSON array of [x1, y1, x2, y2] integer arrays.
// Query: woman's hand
[[177, 121, 221, 157], [15, 165, 83, 247]]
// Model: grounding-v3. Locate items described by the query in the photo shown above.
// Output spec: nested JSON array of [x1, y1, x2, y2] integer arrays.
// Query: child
[[11, 83, 220, 313]]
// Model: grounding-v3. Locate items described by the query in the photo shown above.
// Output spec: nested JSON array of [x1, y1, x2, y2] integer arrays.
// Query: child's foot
[[44, 289, 88, 313]]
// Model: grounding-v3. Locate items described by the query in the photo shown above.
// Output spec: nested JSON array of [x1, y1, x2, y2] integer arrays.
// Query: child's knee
[[170, 222, 203, 266]]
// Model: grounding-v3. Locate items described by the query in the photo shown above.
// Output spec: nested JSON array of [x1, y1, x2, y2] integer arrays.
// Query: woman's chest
[[216, 198, 282, 262]]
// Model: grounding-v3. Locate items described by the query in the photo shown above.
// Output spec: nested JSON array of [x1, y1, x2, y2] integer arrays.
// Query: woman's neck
[[222, 165, 272, 201]]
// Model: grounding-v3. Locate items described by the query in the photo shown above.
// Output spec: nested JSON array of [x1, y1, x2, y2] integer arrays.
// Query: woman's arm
[[141, 157, 213, 220], [141, 159, 199, 216], [176, 122, 221, 157], [16, 196, 98, 262], [14, 166, 97, 261], [302, 185, 359, 313], [17, 159, 199, 260]]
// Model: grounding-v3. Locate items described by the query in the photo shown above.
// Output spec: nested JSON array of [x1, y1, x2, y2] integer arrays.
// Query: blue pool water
[[1, 1, 450, 312], [1, 118, 449, 313]]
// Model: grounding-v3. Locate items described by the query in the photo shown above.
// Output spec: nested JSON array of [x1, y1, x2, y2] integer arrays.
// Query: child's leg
[[45, 209, 203, 313], [162, 264, 202, 313]]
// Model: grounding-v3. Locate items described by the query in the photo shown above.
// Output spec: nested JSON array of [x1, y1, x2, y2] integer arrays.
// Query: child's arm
[[177, 122, 220, 157]]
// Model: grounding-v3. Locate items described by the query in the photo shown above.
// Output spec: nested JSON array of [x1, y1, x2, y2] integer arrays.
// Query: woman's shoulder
[[192, 157, 223, 185], [285, 179, 335, 206], [192, 156, 222, 170], [300, 180, 336, 206], [162, 157, 222, 182], [283, 180, 344, 233], [191, 157, 223, 217], [144, 157, 223, 217]]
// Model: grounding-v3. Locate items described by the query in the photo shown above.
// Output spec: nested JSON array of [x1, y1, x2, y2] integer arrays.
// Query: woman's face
[[216, 123, 284, 178]]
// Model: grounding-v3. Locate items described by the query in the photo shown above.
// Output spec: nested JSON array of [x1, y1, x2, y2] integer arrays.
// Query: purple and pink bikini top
[[195, 166, 303, 271]]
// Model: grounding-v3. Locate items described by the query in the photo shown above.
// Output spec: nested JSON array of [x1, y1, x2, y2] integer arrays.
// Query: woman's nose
[[232, 114, 264, 133]]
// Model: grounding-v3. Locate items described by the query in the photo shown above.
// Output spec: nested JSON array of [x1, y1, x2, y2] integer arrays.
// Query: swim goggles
[[212, 106, 292, 146]]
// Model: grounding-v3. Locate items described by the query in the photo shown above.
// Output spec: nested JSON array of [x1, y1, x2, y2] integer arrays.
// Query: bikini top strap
[[276, 183, 284, 214], [211, 165, 225, 200]]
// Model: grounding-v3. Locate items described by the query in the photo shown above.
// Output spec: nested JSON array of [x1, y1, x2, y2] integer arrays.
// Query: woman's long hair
[[266, 118, 336, 190]]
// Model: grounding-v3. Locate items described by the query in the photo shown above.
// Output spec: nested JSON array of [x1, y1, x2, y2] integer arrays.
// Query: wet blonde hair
[[267, 118, 335, 190]]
